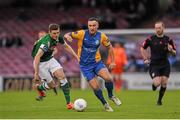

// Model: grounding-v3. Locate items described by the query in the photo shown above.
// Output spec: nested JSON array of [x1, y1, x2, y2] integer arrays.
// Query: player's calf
[[59, 79, 73, 108]]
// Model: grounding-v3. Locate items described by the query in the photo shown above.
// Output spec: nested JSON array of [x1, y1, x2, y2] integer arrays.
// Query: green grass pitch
[[0, 89, 179, 119]]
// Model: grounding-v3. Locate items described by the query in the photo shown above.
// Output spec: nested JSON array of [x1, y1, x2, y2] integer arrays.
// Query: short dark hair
[[49, 23, 60, 32], [88, 17, 100, 23], [155, 21, 165, 27]]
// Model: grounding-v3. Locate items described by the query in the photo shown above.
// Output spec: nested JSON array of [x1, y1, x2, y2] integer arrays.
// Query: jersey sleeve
[[40, 40, 49, 52], [70, 30, 84, 40], [142, 37, 151, 49], [58, 36, 65, 44], [101, 33, 110, 47], [168, 38, 176, 50]]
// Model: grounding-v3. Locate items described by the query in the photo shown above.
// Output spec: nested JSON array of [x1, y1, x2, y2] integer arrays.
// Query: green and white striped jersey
[[31, 34, 64, 62]]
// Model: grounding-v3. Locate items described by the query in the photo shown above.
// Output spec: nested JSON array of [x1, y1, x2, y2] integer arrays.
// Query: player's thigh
[[161, 76, 168, 87], [49, 58, 63, 72], [149, 65, 160, 79], [48, 58, 65, 79], [150, 65, 161, 85], [160, 65, 170, 86], [47, 80, 56, 88], [95, 61, 112, 81], [152, 76, 161, 85], [98, 68, 112, 82], [88, 77, 100, 90], [160, 64, 170, 78], [80, 65, 95, 81], [39, 63, 53, 83], [53, 68, 65, 80]]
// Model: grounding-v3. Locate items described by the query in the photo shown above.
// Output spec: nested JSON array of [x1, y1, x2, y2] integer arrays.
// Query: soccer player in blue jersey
[[64, 17, 121, 112]]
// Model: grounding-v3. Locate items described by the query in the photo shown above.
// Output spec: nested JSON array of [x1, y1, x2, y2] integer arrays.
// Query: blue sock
[[105, 81, 113, 98], [93, 89, 107, 105]]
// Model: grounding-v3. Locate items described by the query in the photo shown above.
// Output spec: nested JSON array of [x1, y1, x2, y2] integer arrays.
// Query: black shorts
[[149, 63, 170, 79]]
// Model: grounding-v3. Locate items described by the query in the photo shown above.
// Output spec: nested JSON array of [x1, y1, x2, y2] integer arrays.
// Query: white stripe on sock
[[60, 78, 68, 86]]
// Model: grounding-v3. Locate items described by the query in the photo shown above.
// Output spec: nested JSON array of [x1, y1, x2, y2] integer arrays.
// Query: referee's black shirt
[[142, 35, 176, 65]]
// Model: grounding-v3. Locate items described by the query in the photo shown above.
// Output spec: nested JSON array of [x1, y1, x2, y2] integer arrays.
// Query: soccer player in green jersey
[[36, 30, 58, 95], [31, 23, 78, 109]]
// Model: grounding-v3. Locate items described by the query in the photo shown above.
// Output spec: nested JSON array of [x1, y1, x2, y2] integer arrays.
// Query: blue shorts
[[80, 61, 106, 81]]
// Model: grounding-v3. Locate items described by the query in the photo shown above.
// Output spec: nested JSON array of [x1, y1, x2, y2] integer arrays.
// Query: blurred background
[[0, 0, 180, 91]]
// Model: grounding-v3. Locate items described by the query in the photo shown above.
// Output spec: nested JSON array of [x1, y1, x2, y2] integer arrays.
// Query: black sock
[[93, 89, 107, 105], [158, 86, 166, 102], [105, 82, 114, 98], [152, 84, 157, 91]]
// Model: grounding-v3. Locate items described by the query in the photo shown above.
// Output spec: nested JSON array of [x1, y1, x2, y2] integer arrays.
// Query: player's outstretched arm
[[63, 42, 79, 61], [64, 33, 73, 42]]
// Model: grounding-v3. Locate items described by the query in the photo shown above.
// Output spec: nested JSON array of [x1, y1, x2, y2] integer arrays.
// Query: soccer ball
[[74, 98, 87, 112]]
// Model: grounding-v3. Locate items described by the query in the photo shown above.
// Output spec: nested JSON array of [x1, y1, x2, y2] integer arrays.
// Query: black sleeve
[[58, 36, 65, 44], [168, 38, 176, 50], [141, 37, 151, 49]]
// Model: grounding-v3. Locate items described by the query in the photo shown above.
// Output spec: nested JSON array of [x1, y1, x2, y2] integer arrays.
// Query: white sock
[[60, 78, 68, 86], [43, 82, 50, 90]]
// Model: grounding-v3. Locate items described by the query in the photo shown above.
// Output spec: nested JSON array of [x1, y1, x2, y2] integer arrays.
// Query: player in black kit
[[140, 21, 176, 105]]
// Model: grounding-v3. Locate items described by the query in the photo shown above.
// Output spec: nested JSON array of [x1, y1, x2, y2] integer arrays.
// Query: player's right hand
[[33, 74, 40, 83], [144, 59, 150, 65], [64, 34, 73, 42], [109, 62, 116, 70], [32, 74, 40, 90]]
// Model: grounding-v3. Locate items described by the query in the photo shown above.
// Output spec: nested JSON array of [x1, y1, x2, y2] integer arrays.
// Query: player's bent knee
[[89, 83, 100, 90], [92, 86, 100, 90], [161, 82, 167, 87], [48, 81, 56, 89], [153, 81, 161, 87], [56, 75, 66, 80], [102, 75, 112, 82], [161, 84, 167, 87], [153, 78, 161, 85], [53, 69, 65, 79], [104, 78, 112, 82]]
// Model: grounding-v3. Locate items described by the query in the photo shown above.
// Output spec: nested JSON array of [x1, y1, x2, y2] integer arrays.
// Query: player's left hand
[[109, 62, 116, 70], [168, 43, 173, 52], [32, 78, 41, 85]]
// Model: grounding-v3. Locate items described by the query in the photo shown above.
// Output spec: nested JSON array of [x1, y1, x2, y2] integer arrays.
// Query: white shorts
[[34, 58, 62, 83]]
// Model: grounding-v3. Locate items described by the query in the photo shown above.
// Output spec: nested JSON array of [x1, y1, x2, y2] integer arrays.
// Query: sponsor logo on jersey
[[95, 39, 99, 45]]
